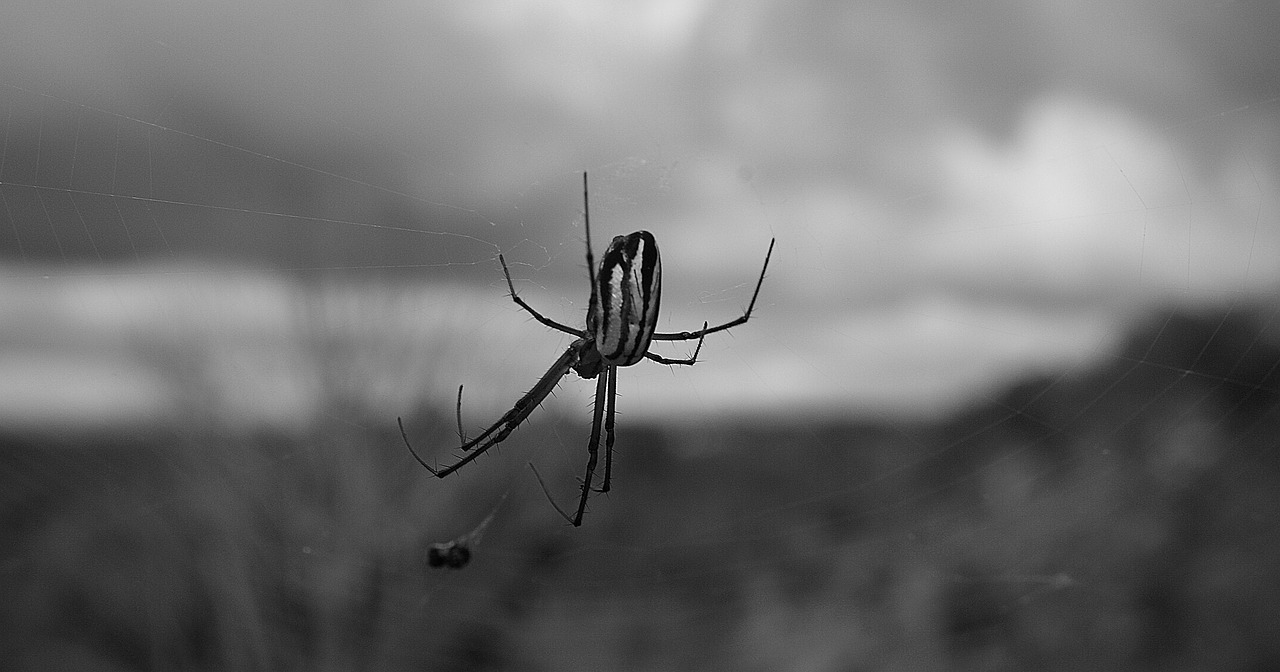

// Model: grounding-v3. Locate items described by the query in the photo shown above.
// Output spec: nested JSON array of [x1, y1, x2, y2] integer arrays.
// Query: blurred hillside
[[2, 304, 1278, 670]]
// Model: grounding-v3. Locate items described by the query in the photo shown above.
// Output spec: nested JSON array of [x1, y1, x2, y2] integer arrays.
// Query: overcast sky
[[1, 0, 1278, 428]]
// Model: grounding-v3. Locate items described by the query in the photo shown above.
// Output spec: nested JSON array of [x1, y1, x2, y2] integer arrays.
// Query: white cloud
[[913, 95, 1280, 304]]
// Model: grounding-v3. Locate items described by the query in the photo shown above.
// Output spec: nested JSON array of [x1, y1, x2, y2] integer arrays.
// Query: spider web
[[3, 2, 1280, 671]]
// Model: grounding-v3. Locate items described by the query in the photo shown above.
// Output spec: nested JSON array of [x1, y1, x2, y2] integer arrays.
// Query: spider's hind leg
[[566, 370, 610, 524], [595, 366, 617, 493], [528, 462, 577, 525]]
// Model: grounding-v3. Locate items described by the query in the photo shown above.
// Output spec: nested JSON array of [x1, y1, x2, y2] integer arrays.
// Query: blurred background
[[2, 1, 1278, 670]]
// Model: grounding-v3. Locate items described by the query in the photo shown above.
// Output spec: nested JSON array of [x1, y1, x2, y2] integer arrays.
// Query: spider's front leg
[[499, 254, 585, 338]]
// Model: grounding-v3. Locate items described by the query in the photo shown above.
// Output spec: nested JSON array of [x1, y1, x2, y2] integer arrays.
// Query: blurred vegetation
[[2, 306, 1278, 671]]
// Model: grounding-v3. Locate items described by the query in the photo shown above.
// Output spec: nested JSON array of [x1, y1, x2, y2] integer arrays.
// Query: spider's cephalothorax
[[567, 338, 604, 380], [399, 172, 775, 526]]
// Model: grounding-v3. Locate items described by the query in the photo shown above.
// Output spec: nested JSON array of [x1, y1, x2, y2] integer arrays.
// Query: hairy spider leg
[[573, 366, 610, 523], [649, 237, 775, 342], [498, 253, 584, 337], [599, 364, 617, 493], [400, 344, 580, 476], [644, 322, 708, 366], [583, 172, 599, 324]]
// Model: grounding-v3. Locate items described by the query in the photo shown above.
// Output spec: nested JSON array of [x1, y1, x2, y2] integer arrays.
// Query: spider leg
[[399, 345, 579, 477], [650, 237, 775, 341], [528, 462, 576, 524], [569, 370, 610, 525], [596, 366, 617, 493], [582, 172, 598, 319], [526, 368, 608, 527], [644, 322, 708, 366], [455, 384, 467, 444], [499, 253, 586, 338], [399, 417, 440, 475]]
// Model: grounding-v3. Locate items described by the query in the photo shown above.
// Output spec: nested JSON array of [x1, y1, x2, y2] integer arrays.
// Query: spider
[[426, 491, 507, 570], [399, 172, 775, 526]]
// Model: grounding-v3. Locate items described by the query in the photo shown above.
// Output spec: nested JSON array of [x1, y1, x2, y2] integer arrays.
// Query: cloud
[[2, 0, 1278, 424], [917, 95, 1279, 304]]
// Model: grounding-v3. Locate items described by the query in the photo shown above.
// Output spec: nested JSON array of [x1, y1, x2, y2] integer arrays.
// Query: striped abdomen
[[593, 231, 661, 366]]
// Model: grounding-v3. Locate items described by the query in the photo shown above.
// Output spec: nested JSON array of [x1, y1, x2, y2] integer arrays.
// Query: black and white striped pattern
[[593, 231, 662, 366]]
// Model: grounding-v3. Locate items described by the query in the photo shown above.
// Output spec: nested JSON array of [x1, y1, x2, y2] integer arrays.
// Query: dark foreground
[[3, 308, 1278, 671]]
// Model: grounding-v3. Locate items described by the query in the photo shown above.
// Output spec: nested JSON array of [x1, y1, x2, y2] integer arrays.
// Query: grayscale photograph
[[2, 1, 1278, 669]]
